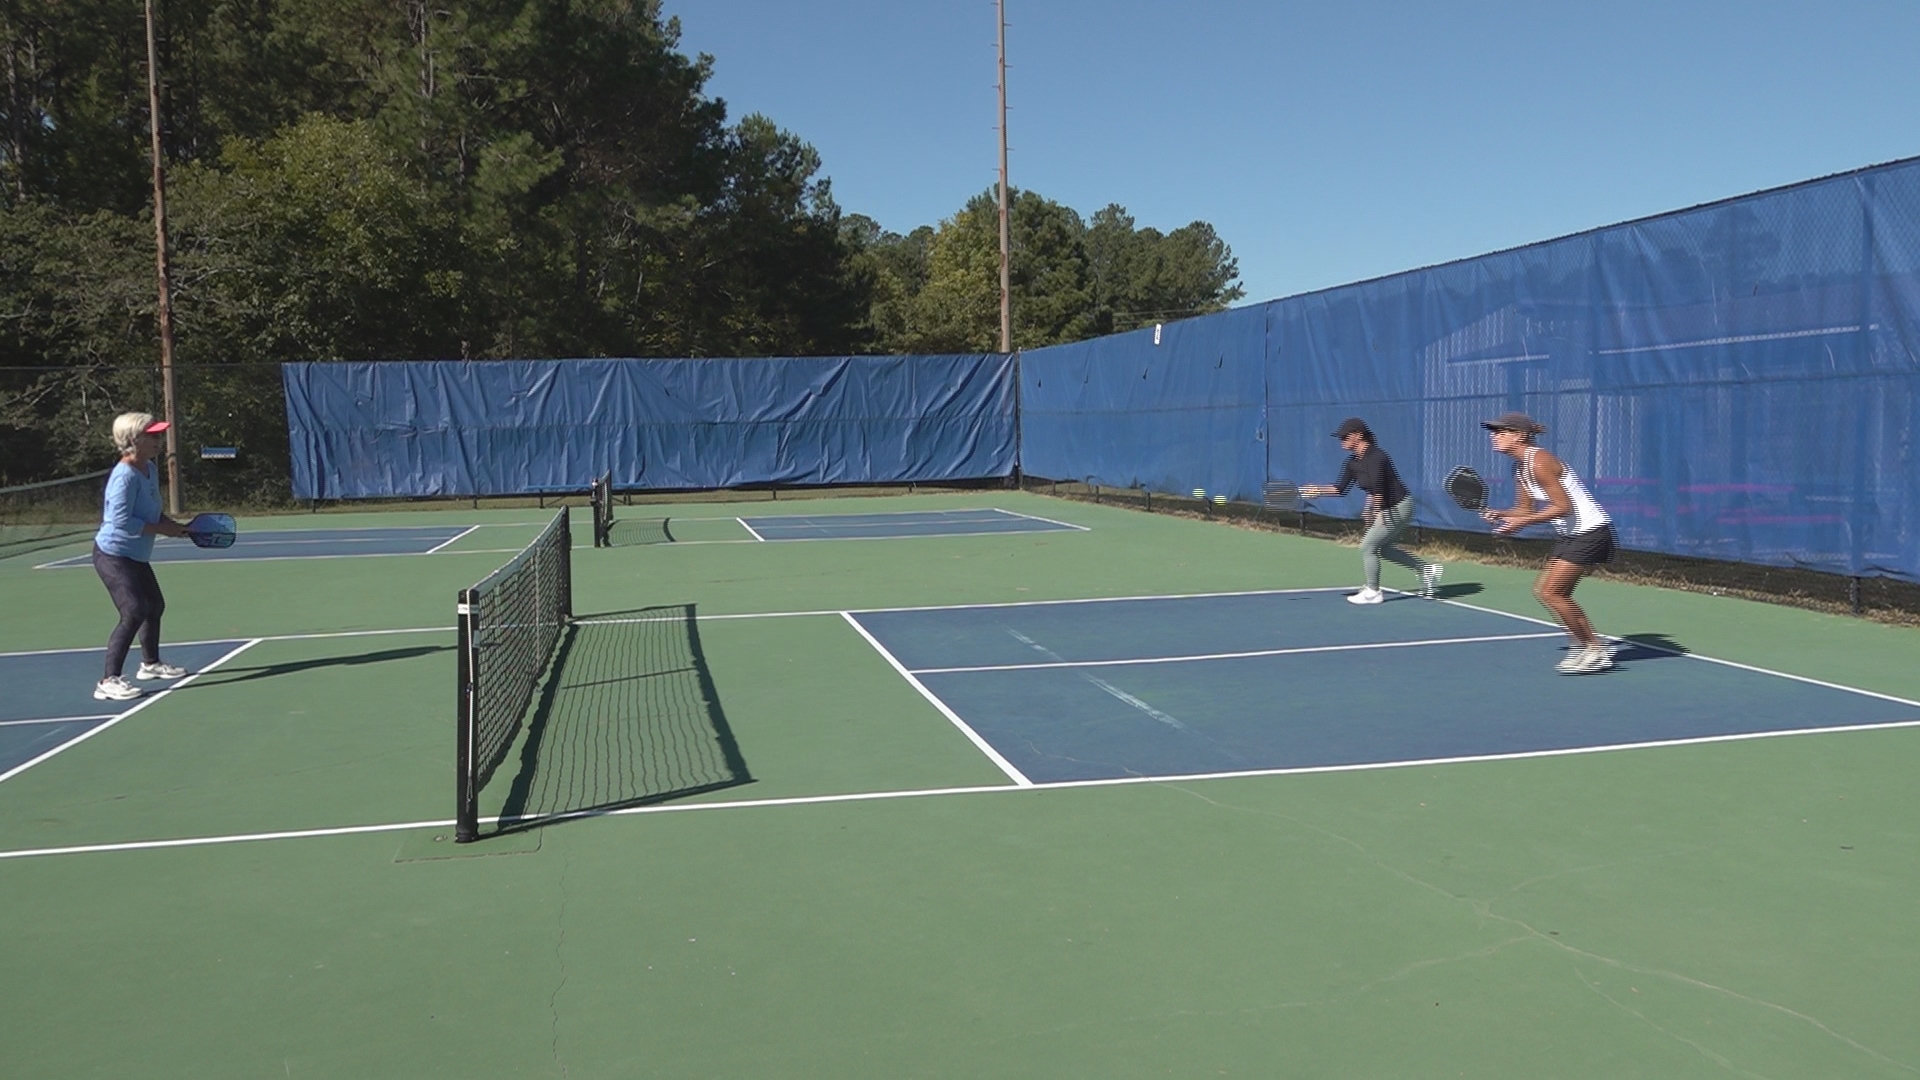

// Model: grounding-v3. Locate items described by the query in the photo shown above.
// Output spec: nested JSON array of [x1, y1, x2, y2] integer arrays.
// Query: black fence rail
[[1022, 475, 1920, 626]]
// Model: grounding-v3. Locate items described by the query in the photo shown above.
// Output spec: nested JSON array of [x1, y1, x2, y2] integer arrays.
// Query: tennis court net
[[455, 506, 573, 842], [0, 469, 109, 560], [590, 470, 674, 547]]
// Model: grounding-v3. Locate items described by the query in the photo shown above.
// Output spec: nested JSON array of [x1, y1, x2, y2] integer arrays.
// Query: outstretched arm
[[1302, 460, 1356, 499]]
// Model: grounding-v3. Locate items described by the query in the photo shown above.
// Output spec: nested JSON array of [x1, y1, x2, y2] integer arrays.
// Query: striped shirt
[[1517, 448, 1609, 536]]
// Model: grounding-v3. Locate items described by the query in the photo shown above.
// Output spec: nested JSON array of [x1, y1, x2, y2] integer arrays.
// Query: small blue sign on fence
[[199, 446, 238, 460]]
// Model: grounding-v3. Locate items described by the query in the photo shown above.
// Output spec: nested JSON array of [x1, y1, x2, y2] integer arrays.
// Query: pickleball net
[[589, 470, 674, 547], [455, 506, 573, 842], [0, 469, 109, 560]]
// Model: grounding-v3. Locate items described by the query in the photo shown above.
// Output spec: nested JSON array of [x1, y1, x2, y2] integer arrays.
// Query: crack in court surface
[[1155, 783, 1919, 1074], [1002, 627, 1233, 749], [1575, 968, 1778, 1080], [549, 851, 572, 1077]]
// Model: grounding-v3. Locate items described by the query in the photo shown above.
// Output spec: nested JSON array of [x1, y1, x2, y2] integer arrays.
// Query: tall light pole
[[996, 0, 1011, 353], [144, 0, 183, 515]]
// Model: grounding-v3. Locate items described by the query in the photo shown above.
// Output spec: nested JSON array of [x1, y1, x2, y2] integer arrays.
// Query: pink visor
[[142, 420, 170, 434]]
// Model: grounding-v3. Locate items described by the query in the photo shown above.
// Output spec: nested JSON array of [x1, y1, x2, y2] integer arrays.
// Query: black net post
[[559, 505, 573, 618], [590, 471, 612, 547], [455, 584, 480, 842]]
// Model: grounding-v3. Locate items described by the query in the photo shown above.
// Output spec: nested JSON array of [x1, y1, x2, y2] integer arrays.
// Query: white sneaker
[[1419, 563, 1444, 599], [1554, 644, 1585, 673], [94, 676, 142, 701], [136, 661, 188, 681], [1570, 644, 1615, 674], [1346, 587, 1385, 605]]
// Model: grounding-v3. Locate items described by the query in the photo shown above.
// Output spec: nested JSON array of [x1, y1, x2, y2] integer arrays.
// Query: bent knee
[[116, 602, 157, 626]]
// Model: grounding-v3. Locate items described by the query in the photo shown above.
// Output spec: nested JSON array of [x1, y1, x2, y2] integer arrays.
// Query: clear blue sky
[[669, 1, 1920, 306]]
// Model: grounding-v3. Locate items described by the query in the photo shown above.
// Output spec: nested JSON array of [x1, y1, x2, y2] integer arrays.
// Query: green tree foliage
[[1084, 204, 1242, 335], [0, 2, 1241, 495], [0, 0, 867, 491], [849, 189, 1242, 353], [0, 201, 155, 478]]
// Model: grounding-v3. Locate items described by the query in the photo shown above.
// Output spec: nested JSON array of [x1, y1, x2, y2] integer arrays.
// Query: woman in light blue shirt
[[92, 412, 190, 701]]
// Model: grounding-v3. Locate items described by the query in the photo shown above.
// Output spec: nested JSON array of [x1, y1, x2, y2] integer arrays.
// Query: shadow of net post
[[1612, 633, 1690, 662], [492, 604, 751, 835]]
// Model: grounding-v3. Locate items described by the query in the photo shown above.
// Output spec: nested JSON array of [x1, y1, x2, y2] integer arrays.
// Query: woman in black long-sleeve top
[[1301, 418, 1442, 604]]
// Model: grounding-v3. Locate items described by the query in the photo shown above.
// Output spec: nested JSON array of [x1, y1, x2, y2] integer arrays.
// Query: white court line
[[171, 534, 469, 547], [661, 505, 1036, 522], [984, 507, 1092, 531], [0, 817, 462, 859], [0, 714, 118, 728], [425, 525, 482, 554], [29, 527, 496, 567], [0, 639, 261, 784], [254, 523, 530, 533], [909, 631, 1566, 675], [738, 508, 1039, 525], [736, 517, 767, 542], [0, 625, 448, 659], [577, 586, 1360, 628], [35, 547, 530, 570], [1415, 591, 1920, 710], [251, 626, 449, 643], [671, 528, 1077, 545], [839, 611, 1034, 786], [845, 585, 1353, 617], [10, 714, 1920, 862]]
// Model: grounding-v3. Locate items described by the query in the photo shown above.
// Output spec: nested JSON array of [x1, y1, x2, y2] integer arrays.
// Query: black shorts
[[1550, 524, 1616, 566]]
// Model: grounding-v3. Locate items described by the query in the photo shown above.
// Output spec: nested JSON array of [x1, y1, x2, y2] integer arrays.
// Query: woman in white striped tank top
[[1480, 412, 1618, 675]]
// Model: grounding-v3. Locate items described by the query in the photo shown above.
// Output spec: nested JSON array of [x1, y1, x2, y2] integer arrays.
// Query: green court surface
[[3, 491, 1918, 1078]]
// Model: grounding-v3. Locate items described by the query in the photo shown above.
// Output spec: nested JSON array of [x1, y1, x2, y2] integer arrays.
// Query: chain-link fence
[[1023, 475, 1920, 626], [2, 361, 291, 509]]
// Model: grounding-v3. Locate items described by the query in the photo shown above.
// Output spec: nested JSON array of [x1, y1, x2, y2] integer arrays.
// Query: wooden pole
[[996, 0, 1011, 353], [145, 0, 182, 515]]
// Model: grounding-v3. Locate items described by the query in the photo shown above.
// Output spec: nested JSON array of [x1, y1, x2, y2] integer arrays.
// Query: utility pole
[[145, 0, 183, 515], [996, 0, 1012, 353]]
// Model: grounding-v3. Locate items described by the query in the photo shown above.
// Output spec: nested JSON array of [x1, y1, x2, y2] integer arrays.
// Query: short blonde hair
[[111, 412, 157, 453]]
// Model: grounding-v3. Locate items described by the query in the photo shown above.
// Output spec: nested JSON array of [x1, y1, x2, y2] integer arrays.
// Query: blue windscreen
[[283, 354, 1017, 500], [1021, 156, 1920, 580]]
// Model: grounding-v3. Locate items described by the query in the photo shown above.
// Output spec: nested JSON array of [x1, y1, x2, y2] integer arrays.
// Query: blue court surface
[[0, 639, 253, 779], [737, 507, 1084, 541], [849, 589, 1920, 784], [34, 524, 481, 567]]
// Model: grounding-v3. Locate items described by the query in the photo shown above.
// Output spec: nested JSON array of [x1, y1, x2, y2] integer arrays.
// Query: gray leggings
[[93, 547, 165, 678], [1361, 497, 1424, 589]]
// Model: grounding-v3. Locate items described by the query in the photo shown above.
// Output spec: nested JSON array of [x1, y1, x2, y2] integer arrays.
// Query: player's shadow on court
[[1611, 633, 1689, 662], [186, 645, 454, 686], [491, 604, 752, 837], [1431, 582, 1483, 599]]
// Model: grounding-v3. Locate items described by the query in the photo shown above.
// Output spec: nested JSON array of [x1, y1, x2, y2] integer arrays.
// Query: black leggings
[[93, 547, 165, 679]]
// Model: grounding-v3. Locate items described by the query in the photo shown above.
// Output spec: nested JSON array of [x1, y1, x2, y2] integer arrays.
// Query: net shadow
[[490, 604, 751, 836], [605, 516, 674, 547], [186, 644, 454, 686]]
